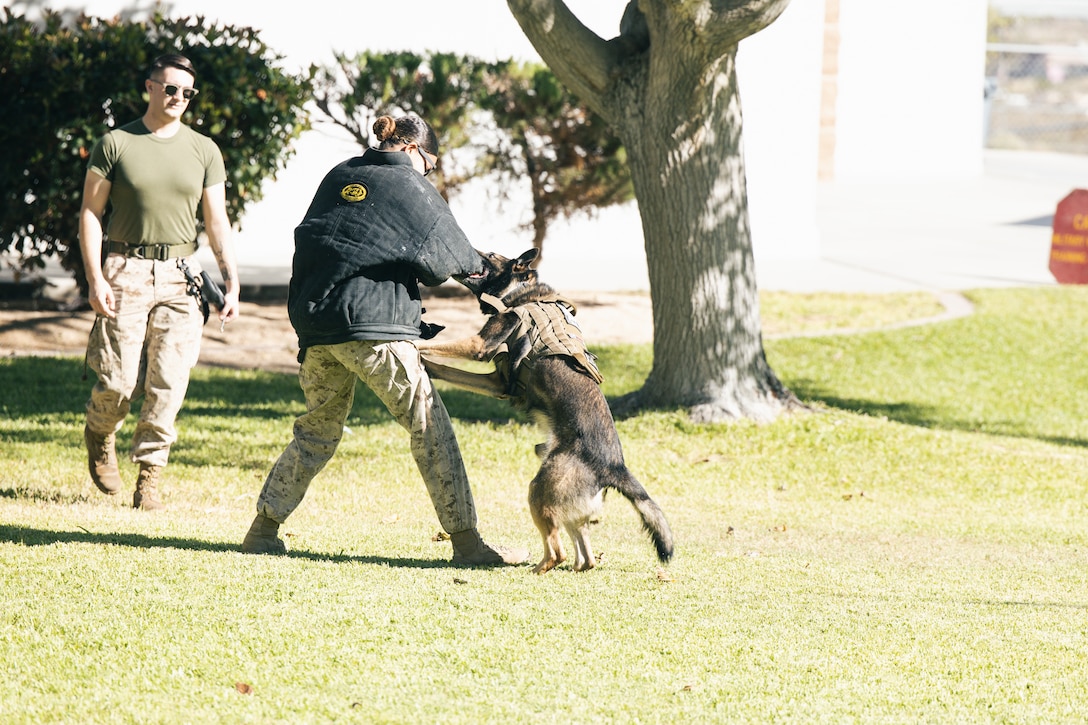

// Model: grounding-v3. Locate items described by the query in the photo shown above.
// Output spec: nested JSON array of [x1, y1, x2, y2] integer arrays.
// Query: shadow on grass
[[792, 381, 1088, 449], [0, 357, 90, 417], [0, 521, 474, 570], [0, 356, 516, 425], [0, 357, 306, 419], [8, 356, 1088, 449]]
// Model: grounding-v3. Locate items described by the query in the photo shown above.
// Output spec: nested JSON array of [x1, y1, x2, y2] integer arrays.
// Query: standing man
[[79, 53, 240, 510], [241, 114, 528, 567]]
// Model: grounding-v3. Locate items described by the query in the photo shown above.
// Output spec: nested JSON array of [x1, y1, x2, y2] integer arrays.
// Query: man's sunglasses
[[148, 78, 199, 101]]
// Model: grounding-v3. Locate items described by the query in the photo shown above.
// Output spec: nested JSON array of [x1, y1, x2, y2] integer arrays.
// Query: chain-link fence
[[985, 43, 1088, 154]]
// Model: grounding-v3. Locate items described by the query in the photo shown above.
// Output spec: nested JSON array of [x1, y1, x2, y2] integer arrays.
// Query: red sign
[[1050, 189, 1088, 284]]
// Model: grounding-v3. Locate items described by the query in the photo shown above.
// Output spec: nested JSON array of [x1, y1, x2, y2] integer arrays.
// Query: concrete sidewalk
[[756, 149, 1083, 293]]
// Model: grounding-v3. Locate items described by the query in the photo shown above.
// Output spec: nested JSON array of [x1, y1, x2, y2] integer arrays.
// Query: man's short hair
[[150, 53, 196, 80]]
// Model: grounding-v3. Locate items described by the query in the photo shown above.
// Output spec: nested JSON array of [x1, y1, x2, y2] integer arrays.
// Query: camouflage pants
[[85, 255, 204, 468], [255, 339, 477, 534]]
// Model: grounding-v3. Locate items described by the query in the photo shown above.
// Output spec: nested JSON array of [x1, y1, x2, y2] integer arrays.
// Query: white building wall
[[738, 0, 826, 261], [15, 0, 988, 283], [833, 0, 988, 180]]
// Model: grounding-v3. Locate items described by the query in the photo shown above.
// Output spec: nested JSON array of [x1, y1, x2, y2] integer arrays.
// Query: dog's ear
[[514, 248, 539, 270]]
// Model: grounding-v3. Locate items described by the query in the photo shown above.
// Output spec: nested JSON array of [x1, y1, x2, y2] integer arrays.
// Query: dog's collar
[[479, 293, 508, 313]]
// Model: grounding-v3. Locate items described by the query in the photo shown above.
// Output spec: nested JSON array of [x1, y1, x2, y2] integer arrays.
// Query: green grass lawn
[[1, 287, 1086, 723]]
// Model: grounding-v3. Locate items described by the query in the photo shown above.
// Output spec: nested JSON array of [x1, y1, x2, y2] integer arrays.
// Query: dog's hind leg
[[566, 520, 596, 571], [531, 514, 565, 574], [566, 488, 603, 571], [528, 468, 565, 574]]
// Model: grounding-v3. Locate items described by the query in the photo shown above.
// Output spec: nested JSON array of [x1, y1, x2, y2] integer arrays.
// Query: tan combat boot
[[133, 464, 164, 511], [450, 529, 530, 567], [84, 425, 122, 495], [241, 513, 287, 554]]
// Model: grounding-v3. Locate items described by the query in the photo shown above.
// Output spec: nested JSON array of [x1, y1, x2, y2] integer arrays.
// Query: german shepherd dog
[[418, 248, 674, 574]]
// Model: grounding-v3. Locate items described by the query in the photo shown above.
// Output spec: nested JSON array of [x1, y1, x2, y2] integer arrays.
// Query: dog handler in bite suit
[[80, 53, 240, 510], [242, 114, 529, 566]]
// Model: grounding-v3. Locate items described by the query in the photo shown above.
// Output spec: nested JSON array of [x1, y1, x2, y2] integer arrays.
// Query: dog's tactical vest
[[481, 292, 603, 388]]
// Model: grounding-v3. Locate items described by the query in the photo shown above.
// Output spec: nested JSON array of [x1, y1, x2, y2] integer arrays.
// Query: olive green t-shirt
[[87, 119, 227, 246]]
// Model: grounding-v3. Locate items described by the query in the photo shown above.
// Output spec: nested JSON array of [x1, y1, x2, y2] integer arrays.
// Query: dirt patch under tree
[[0, 291, 654, 376]]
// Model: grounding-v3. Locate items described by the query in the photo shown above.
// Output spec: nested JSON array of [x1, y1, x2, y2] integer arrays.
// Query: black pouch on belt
[[200, 271, 226, 311], [178, 259, 224, 324]]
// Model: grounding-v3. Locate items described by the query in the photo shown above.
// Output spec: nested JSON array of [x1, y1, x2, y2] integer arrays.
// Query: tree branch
[[707, 0, 793, 47], [507, 0, 624, 118]]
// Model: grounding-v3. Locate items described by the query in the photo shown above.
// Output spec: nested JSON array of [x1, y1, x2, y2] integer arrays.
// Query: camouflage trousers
[[85, 255, 204, 468], [255, 339, 477, 534]]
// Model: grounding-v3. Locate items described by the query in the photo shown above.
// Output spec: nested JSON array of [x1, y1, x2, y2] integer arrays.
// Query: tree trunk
[[527, 154, 548, 265], [616, 50, 799, 422], [507, 0, 800, 422]]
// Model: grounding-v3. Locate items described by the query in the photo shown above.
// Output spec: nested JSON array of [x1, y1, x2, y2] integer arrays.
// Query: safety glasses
[[416, 145, 437, 177]]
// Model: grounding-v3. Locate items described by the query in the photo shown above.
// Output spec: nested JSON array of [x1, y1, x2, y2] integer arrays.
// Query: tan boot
[[132, 464, 164, 511], [241, 513, 287, 554], [450, 529, 529, 567], [84, 425, 122, 495]]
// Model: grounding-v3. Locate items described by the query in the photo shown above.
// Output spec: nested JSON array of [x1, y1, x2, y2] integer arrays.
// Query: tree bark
[[508, 0, 801, 422]]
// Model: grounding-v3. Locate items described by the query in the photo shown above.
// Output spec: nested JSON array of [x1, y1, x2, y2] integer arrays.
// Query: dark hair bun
[[373, 116, 396, 143]]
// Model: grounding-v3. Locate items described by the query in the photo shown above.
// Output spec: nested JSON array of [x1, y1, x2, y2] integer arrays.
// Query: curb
[[766, 291, 975, 340]]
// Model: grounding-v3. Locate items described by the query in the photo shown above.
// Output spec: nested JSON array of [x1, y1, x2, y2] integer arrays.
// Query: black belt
[[107, 240, 198, 260]]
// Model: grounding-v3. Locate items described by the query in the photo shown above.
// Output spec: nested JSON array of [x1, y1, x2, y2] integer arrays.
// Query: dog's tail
[[604, 466, 674, 563]]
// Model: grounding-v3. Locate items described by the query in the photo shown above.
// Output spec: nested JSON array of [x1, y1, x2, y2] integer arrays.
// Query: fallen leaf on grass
[[431, 531, 450, 542], [656, 568, 675, 582], [234, 682, 253, 695], [680, 682, 697, 692], [772, 524, 788, 532], [380, 514, 399, 525], [453, 577, 468, 585]]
